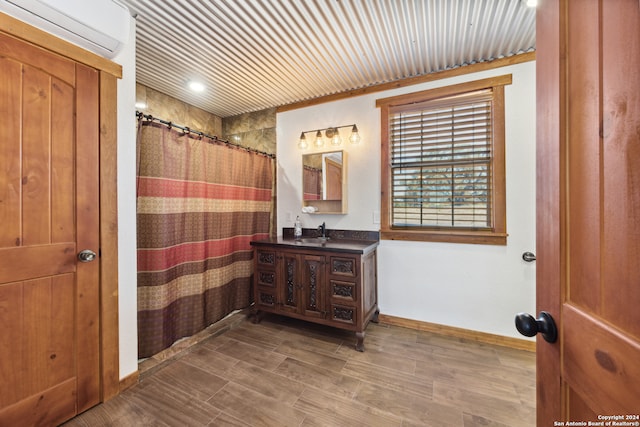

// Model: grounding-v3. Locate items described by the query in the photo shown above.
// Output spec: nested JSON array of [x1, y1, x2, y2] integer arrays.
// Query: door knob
[[78, 249, 97, 263], [515, 311, 558, 343], [522, 252, 536, 262]]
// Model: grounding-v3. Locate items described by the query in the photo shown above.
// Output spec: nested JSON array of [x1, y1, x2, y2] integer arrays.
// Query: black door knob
[[515, 311, 558, 343]]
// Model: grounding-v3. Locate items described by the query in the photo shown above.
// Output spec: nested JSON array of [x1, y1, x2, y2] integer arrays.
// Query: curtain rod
[[136, 111, 276, 159]]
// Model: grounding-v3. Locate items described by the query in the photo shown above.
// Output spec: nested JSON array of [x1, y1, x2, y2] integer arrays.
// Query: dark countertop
[[250, 236, 379, 255]]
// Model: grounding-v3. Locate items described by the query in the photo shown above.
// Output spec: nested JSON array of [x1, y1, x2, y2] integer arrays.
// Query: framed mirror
[[302, 150, 347, 214]]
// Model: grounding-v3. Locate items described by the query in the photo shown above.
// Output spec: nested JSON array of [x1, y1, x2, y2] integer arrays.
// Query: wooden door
[[536, 0, 640, 423], [0, 32, 100, 425]]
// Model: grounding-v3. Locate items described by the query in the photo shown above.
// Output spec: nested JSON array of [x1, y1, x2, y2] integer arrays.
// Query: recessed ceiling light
[[135, 101, 147, 109], [188, 81, 206, 92], [525, 0, 537, 7]]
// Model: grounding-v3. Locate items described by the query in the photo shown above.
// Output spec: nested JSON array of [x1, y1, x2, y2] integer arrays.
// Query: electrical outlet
[[373, 211, 380, 224], [286, 211, 293, 222]]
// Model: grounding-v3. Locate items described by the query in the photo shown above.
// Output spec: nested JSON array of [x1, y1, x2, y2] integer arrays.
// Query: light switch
[[373, 211, 380, 224]]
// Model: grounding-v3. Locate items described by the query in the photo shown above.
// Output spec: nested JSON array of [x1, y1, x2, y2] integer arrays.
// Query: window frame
[[377, 75, 511, 245]]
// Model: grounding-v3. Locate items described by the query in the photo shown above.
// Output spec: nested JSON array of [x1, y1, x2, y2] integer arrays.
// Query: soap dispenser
[[294, 216, 302, 239]]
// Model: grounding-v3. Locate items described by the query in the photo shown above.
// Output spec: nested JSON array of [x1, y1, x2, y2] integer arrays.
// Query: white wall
[[114, 17, 138, 379], [277, 61, 536, 340]]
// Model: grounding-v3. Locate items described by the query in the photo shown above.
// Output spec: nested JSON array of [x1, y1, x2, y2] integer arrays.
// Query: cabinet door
[[300, 254, 326, 319], [280, 252, 299, 314]]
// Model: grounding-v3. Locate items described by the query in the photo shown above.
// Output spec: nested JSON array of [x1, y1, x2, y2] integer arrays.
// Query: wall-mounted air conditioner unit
[[0, 0, 131, 59]]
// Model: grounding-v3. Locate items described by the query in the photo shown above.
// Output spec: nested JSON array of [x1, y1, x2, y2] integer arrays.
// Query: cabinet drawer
[[330, 256, 357, 278], [257, 270, 276, 288], [256, 288, 277, 308], [256, 250, 277, 267], [331, 280, 357, 302], [330, 303, 357, 325]]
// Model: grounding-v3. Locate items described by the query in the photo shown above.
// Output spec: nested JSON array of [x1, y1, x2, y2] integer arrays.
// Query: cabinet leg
[[371, 308, 380, 324], [355, 331, 365, 352], [251, 309, 265, 324]]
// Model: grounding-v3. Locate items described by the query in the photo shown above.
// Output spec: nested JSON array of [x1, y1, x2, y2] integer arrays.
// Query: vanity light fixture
[[297, 124, 360, 150]]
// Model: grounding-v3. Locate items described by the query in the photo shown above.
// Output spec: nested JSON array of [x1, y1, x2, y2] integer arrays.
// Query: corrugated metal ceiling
[[119, 0, 536, 118]]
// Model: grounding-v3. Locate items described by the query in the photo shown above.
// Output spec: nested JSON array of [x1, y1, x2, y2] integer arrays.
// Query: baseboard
[[378, 314, 536, 352], [118, 371, 139, 393]]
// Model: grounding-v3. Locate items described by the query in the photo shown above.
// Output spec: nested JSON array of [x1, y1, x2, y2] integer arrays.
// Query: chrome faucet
[[317, 222, 326, 238]]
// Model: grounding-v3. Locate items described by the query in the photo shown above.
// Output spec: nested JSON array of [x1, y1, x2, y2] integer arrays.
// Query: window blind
[[389, 90, 494, 229]]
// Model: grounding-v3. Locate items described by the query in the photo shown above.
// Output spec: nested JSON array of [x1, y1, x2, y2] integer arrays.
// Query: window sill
[[381, 229, 508, 245]]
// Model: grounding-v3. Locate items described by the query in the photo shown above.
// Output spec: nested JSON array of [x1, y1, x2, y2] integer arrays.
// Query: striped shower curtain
[[136, 121, 274, 358]]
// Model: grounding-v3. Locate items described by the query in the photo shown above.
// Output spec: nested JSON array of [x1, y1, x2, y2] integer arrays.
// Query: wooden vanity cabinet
[[252, 242, 379, 351]]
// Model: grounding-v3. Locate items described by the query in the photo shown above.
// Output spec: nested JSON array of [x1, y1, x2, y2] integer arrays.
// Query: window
[[377, 75, 511, 245]]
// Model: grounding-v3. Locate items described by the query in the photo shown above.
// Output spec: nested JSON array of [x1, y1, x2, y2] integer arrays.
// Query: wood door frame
[[0, 12, 122, 402], [536, 0, 563, 424]]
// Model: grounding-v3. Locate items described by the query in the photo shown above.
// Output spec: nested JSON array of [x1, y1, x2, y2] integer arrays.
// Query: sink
[[297, 237, 329, 244]]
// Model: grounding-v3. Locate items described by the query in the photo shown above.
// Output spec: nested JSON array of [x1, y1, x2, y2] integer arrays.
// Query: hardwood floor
[[63, 312, 536, 426]]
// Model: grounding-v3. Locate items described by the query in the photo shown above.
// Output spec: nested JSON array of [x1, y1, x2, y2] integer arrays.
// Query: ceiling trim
[[277, 51, 535, 113]]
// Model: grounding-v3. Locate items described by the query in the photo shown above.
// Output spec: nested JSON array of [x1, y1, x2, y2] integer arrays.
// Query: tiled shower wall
[[136, 83, 223, 137], [222, 109, 277, 155], [135, 84, 276, 155]]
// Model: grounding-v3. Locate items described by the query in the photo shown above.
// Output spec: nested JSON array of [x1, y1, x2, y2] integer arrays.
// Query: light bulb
[[298, 132, 308, 149], [349, 125, 361, 144], [315, 130, 324, 147], [330, 128, 342, 146]]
